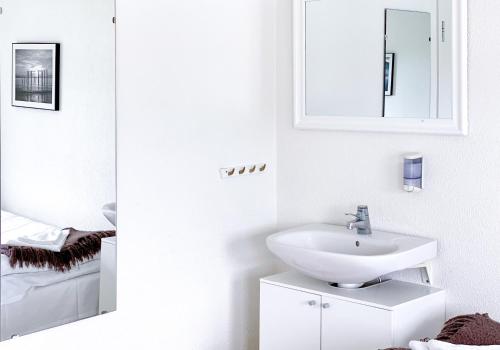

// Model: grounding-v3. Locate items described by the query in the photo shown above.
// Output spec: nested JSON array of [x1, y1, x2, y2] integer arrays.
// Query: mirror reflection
[[0, 0, 116, 340], [384, 9, 432, 119], [304, 0, 444, 120]]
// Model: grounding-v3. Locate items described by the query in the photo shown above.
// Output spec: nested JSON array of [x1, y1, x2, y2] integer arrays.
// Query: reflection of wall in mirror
[[0, 0, 116, 230], [305, 0, 389, 117]]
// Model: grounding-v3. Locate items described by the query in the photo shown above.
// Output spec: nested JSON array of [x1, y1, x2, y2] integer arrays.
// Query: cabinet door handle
[[322, 303, 330, 309], [307, 300, 317, 306]]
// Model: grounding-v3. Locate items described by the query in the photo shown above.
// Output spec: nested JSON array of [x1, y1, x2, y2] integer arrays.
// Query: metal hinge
[[112, 17, 116, 24], [441, 21, 445, 42]]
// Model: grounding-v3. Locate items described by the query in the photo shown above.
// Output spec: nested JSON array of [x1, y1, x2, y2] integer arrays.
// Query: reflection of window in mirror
[[384, 9, 432, 119]]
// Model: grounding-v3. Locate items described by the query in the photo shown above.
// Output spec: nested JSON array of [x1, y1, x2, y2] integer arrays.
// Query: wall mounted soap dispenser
[[403, 154, 423, 192]]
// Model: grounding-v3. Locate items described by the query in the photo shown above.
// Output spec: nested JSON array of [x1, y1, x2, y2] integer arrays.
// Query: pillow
[[409, 341, 431, 350], [409, 340, 500, 350], [437, 314, 500, 345], [428, 340, 500, 349]]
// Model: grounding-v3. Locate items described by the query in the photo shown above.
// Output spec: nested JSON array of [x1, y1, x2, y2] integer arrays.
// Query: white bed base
[[1, 272, 100, 341]]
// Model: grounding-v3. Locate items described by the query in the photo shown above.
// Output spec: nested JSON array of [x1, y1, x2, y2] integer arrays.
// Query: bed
[[0, 211, 104, 340]]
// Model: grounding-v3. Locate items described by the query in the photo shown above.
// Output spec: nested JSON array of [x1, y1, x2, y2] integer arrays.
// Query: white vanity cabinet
[[99, 236, 117, 314], [260, 272, 446, 350]]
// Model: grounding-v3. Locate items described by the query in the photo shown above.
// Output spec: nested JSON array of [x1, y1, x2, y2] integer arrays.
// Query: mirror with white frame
[[294, 0, 468, 135]]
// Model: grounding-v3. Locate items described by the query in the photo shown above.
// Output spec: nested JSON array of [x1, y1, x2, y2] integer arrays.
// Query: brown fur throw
[[436, 313, 500, 345], [382, 313, 500, 349], [0, 228, 116, 272], [435, 314, 483, 342]]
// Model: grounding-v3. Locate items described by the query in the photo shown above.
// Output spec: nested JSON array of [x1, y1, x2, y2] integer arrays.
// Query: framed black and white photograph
[[385, 53, 395, 96], [12, 43, 60, 110]]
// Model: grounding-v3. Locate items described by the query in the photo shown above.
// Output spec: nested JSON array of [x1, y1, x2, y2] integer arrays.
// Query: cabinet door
[[260, 283, 321, 350], [321, 297, 393, 350]]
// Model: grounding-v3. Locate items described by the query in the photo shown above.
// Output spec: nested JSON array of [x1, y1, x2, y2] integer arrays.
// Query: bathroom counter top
[[261, 271, 445, 311]]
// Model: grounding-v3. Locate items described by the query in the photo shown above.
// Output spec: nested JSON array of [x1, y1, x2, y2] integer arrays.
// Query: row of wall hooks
[[220, 163, 267, 179]]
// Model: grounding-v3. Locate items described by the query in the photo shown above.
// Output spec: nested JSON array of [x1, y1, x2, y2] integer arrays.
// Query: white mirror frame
[[293, 0, 468, 136]]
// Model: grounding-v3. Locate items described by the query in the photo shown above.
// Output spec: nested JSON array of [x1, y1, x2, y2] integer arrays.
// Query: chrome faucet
[[345, 205, 372, 235]]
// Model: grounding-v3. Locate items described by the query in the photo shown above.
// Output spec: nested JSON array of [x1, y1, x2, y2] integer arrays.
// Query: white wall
[[385, 10, 432, 118], [277, 0, 500, 321], [113, 1, 278, 348], [0, 0, 116, 230]]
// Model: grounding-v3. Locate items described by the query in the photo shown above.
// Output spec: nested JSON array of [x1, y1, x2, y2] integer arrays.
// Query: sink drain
[[329, 277, 387, 289], [330, 282, 365, 289]]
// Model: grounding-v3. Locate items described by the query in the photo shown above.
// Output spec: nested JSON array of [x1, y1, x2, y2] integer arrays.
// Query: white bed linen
[[1, 210, 69, 252], [1, 257, 100, 306], [410, 340, 500, 350], [0, 210, 104, 340], [1, 272, 100, 341]]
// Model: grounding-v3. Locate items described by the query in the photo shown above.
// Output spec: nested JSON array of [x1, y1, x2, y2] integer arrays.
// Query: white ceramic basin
[[102, 202, 116, 227], [267, 224, 437, 287]]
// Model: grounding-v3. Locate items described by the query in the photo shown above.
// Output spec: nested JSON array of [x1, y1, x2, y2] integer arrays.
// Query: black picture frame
[[384, 53, 395, 96], [12, 43, 60, 111]]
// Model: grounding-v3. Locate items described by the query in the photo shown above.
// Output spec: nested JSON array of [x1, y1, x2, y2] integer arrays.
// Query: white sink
[[102, 202, 116, 227], [267, 224, 437, 288]]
